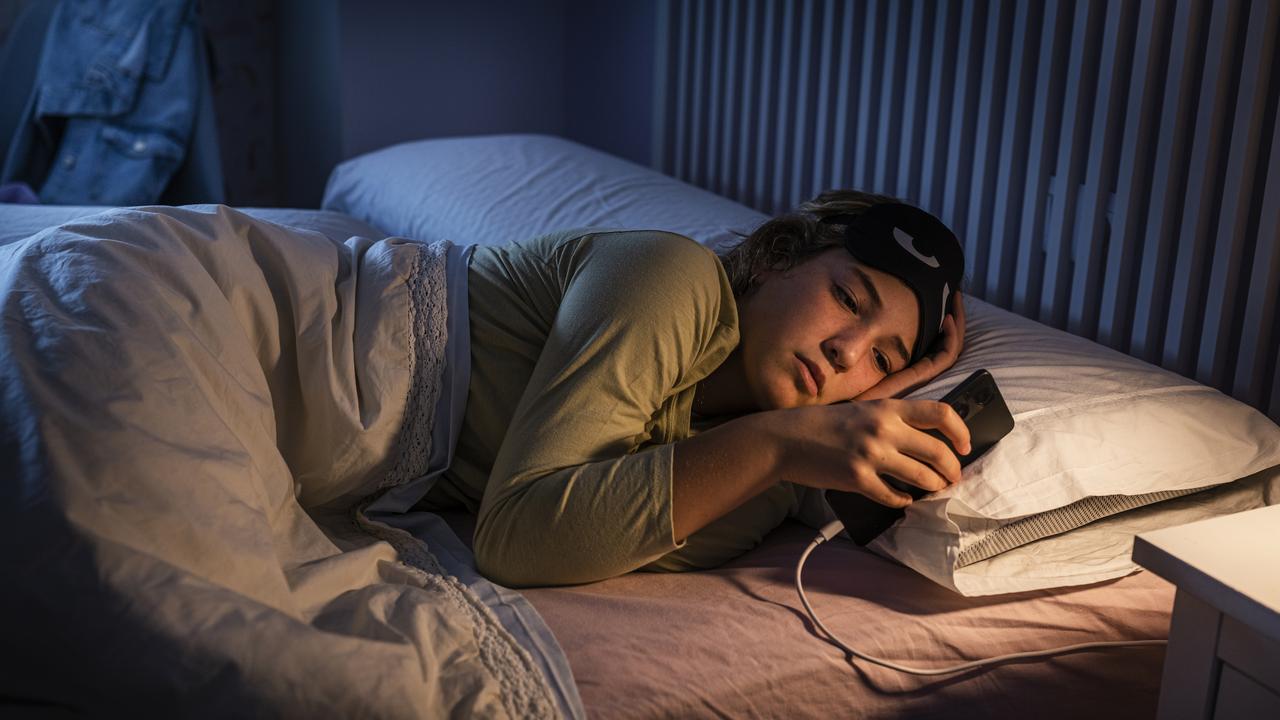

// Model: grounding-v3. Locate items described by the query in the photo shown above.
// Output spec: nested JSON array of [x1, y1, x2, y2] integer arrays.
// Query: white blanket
[[0, 206, 559, 717]]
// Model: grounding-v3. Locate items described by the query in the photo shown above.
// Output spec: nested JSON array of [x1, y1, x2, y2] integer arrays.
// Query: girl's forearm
[[670, 411, 786, 542]]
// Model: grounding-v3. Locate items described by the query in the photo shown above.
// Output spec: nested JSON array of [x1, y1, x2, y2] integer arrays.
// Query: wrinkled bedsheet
[[438, 513, 1176, 720], [0, 206, 559, 717]]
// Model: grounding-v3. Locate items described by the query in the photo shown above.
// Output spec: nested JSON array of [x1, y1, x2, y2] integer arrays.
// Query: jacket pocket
[[92, 124, 184, 204], [38, 121, 187, 206]]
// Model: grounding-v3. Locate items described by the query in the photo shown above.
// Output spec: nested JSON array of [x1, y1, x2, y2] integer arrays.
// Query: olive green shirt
[[429, 229, 800, 587]]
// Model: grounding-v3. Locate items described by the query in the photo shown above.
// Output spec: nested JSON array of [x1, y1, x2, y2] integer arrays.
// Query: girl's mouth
[[795, 354, 824, 396]]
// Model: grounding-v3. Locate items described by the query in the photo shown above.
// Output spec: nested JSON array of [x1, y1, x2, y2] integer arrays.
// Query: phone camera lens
[[974, 386, 993, 405], [952, 400, 970, 419]]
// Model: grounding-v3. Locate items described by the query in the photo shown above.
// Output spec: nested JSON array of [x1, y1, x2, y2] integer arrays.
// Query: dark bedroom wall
[[202, 0, 342, 208], [333, 0, 659, 168], [92, 0, 661, 206], [563, 0, 658, 167], [336, 0, 570, 160], [201, 0, 283, 206], [277, 0, 342, 208]]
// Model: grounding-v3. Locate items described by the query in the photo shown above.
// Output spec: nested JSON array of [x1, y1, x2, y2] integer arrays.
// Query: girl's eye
[[837, 285, 890, 373], [836, 285, 858, 313], [875, 350, 890, 374]]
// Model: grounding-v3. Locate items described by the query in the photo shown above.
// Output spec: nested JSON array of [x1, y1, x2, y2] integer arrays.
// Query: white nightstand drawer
[[1218, 615, 1280, 693], [1214, 665, 1280, 718]]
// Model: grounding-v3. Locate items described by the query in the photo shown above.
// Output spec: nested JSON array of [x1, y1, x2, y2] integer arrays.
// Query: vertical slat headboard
[[654, 0, 1280, 423]]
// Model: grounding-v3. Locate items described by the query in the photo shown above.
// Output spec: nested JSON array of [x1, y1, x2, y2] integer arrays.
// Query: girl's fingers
[[894, 427, 963, 486], [862, 474, 915, 508], [878, 450, 953, 494], [901, 400, 971, 457], [941, 316, 959, 352]]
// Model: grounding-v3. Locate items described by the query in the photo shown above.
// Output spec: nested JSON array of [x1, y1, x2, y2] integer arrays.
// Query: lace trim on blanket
[[354, 507, 557, 720], [356, 241, 557, 720], [375, 240, 449, 491]]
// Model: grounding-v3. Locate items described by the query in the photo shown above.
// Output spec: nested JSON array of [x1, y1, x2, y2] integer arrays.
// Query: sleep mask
[[821, 203, 964, 365]]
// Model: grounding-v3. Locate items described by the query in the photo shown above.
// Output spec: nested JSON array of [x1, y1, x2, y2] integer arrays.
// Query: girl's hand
[[774, 398, 972, 507], [854, 291, 966, 402]]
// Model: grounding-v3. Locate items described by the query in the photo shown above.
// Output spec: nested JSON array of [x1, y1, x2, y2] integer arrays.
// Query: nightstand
[[1133, 503, 1280, 719]]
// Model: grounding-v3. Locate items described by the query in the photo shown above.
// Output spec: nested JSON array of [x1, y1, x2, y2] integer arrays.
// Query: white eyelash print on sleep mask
[[893, 227, 940, 269]]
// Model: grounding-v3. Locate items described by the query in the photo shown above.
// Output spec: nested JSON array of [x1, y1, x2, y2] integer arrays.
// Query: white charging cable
[[795, 520, 1167, 675]]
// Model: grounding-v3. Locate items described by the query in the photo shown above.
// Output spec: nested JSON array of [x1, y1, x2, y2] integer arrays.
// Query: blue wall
[[333, 0, 656, 167], [0, 0, 660, 206], [563, 0, 657, 167], [337, 0, 568, 159]]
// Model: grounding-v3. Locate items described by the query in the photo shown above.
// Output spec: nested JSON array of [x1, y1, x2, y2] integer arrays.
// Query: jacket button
[[63, 154, 75, 167], [132, 140, 147, 153]]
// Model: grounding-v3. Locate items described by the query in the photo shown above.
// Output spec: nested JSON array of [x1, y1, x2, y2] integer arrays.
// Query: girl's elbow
[[472, 520, 595, 588], [472, 512, 559, 587], [472, 516, 526, 587], [473, 537, 531, 587]]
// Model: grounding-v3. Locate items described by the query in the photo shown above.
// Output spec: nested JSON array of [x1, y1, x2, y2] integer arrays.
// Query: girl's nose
[[823, 327, 875, 375]]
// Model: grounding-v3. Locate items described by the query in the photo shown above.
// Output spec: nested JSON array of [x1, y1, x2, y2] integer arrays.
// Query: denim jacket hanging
[[1, 0, 202, 205]]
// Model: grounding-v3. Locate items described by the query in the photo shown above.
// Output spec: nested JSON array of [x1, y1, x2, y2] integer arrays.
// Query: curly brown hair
[[720, 189, 925, 296]]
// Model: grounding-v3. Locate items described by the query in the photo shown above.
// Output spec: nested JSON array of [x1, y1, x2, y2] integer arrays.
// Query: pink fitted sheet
[[471, 517, 1176, 719]]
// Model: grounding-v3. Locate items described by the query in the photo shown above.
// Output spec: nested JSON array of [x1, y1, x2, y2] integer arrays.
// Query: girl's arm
[[473, 231, 739, 587]]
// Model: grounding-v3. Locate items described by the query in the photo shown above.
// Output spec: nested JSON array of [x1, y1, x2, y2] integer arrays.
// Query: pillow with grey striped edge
[[856, 295, 1280, 597]]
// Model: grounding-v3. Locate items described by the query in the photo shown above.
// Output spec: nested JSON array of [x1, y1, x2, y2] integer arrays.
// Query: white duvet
[[0, 206, 558, 717]]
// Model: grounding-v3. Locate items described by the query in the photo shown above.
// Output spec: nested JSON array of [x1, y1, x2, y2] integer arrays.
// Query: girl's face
[[735, 248, 919, 409]]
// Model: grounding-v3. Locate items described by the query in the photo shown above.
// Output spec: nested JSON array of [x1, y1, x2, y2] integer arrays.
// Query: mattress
[[443, 513, 1173, 719]]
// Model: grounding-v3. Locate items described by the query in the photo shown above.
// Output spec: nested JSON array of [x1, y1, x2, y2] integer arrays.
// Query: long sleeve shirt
[[429, 228, 803, 586]]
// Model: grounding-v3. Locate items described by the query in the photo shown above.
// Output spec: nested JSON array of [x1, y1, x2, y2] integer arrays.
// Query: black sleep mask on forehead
[[821, 203, 965, 366]]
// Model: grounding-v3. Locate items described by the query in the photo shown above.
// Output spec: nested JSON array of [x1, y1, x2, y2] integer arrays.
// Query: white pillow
[[322, 134, 763, 250], [868, 295, 1280, 595]]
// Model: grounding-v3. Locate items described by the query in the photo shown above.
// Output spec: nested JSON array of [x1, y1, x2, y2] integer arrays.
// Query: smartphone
[[825, 369, 1015, 546]]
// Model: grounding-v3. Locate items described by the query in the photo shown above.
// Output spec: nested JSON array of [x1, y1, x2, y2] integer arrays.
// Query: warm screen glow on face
[[734, 249, 919, 410]]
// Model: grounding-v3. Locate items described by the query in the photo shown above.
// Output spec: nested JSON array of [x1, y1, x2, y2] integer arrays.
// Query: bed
[[323, 134, 1279, 718], [2, 134, 1276, 718]]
